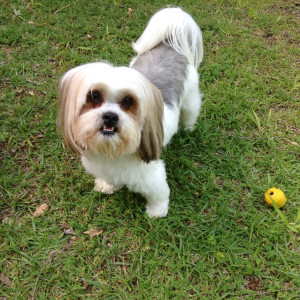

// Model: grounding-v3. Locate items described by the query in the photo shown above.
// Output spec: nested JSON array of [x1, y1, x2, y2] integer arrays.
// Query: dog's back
[[130, 7, 203, 143], [131, 43, 187, 107]]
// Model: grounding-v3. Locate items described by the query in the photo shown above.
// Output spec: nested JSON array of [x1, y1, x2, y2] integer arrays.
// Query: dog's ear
[[57, 71, 83, 154], [137, 83, 164, 163]]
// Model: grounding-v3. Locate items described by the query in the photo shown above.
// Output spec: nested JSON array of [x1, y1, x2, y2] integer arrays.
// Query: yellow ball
[[264, 187, 286, 208]]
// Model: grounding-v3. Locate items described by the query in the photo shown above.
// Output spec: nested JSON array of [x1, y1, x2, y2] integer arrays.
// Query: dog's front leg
[[134, 160, 170, 218], [94, 178, 122, 194], [145, 191, 170, 218]]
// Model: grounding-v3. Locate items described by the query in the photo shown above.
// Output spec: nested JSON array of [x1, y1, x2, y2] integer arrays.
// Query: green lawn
[[1, 0, 299, 298]]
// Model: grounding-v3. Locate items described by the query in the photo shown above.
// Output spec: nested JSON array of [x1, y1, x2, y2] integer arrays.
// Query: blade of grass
[[268, 192, 298, 233], [295, 205, 300, 226]]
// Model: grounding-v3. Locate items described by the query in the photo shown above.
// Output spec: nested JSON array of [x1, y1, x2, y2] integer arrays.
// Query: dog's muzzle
[[101, 112, 119, 135]]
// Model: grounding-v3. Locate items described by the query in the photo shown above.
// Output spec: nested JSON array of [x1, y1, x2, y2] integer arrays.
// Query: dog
[[57, 7, 203, 217]]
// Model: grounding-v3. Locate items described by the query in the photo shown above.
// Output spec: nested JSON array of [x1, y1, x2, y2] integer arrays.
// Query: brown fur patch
[[80, 89, 105, 115], [137, 83, 164, 163], [119, 94, 140, 121], [57, 73, 85, 154]]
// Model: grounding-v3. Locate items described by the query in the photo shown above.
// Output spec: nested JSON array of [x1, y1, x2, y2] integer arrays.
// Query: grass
[[1, 0, 299, 298]]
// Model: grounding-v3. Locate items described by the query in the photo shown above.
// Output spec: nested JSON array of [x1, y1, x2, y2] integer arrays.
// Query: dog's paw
[[146, 202, 169, 218], [94, 179, 116, 194], [184, 125, 194, 131]]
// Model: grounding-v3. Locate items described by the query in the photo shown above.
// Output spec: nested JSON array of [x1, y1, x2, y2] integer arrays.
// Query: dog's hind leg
[[180, 65, 202, 131]]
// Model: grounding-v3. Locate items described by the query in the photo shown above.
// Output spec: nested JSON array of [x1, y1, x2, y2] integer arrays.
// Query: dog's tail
[[132, 7, 203, 68]]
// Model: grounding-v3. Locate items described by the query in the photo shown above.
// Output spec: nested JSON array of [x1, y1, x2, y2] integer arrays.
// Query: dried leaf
[[82, 279, 89, 288], [33, 203, 50, 217], [64, 228, 77, 236], [245, 276, 261, 291], [127, 8, 132, 15], [0, 272, 11, 287], [122, 264, 127, 278], [2, 217, 13, 225], [28, 90, 34, 96], [16, 88, 24, 95], [235, 217, 245, 223], [13, 9, 22, 16], [84, 229, 103, 238]]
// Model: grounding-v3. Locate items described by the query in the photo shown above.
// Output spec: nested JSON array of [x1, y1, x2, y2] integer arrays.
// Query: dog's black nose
[[102, 112, 119, 127]]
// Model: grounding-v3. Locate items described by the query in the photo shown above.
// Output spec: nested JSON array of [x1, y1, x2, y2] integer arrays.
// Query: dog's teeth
[[103, 125, 115, 132]]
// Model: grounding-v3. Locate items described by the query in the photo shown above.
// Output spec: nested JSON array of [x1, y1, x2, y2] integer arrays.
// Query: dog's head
[[57, 63, 164, 162]]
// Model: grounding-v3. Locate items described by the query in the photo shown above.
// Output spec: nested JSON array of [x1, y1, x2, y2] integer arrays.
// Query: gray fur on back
[[131, 43, 188, 107]]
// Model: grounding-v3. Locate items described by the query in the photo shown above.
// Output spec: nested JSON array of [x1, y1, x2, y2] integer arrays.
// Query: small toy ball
[[264, 187, 286, 208]]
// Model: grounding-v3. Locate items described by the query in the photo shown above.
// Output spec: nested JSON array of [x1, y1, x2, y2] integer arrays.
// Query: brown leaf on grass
[[122, 264, 127, 278], [82, 279, 90, 289], [245, 276, 261, 291], [235, 217, 245, 223], [84, 229, 103, 238], [33, 203, 50, 217], [64, 228, 77, 236], [0, 272, 11, 286], [16, 88, 24, 95], [127, 8, 132, 15]]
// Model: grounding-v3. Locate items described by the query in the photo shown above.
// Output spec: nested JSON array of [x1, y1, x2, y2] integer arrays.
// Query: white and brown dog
[[57, 7, 203, 217]]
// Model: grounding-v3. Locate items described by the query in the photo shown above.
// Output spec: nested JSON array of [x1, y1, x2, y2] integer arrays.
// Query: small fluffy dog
[[57, 7, 203, 217]]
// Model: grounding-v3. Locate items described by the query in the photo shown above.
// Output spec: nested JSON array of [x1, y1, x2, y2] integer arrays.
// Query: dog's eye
[[90, 90, 103, 105], [121, 96, 134, 109]]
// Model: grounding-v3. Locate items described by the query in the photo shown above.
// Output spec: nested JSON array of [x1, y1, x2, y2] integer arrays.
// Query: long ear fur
[[137, 83, 164, 163], [57, 71, 83, 154]]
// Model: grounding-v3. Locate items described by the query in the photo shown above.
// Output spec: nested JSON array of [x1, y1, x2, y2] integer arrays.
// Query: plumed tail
[[132, 7, 203, 68]]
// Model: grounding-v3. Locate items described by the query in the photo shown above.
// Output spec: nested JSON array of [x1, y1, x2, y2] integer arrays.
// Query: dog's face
[[57, 63, 164, 162]]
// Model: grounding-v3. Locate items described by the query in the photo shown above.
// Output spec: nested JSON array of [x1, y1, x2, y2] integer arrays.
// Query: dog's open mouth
[[100, 125, 118, 136]]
